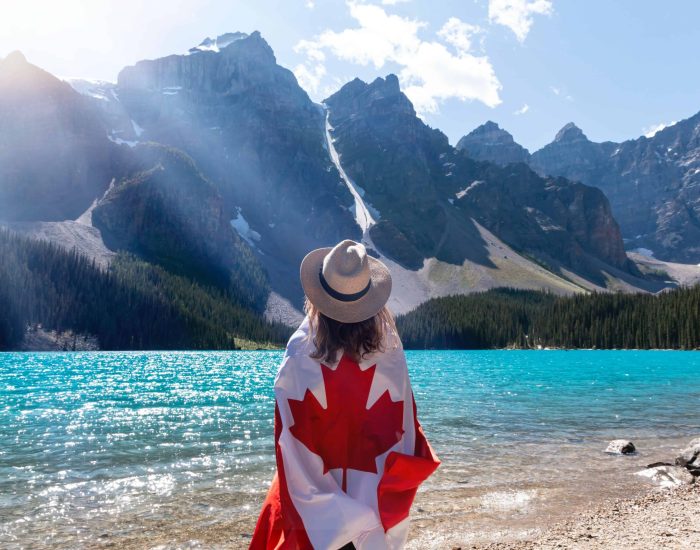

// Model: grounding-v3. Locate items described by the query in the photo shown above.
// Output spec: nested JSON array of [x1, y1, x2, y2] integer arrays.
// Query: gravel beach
[[112, 482, 699, 549], [473, 483, 700, 550], [88, 435, 700, 550]]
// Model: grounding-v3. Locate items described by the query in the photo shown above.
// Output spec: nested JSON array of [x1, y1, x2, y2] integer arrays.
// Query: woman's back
[[250, 240, 439, 550]]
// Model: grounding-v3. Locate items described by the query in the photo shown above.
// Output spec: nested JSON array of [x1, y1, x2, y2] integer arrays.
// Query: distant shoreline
[[0, 348, 700, 353]]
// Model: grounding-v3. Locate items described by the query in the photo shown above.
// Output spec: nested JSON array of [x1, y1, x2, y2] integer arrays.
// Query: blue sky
[[2, 0, 699, 150]]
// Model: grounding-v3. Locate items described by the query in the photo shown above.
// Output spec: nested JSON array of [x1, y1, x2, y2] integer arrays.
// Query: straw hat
[[300, 240, 392, 323]]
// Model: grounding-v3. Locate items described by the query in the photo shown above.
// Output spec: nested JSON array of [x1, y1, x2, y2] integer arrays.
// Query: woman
[[250, 240, 439, 550]]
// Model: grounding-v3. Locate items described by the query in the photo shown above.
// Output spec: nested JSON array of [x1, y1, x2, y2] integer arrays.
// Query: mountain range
[[1, 31, 699, 345], [458, 117, 700, 265]]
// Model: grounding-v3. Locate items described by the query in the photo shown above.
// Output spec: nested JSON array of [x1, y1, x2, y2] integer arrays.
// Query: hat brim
[[300, 247, 392, 323]]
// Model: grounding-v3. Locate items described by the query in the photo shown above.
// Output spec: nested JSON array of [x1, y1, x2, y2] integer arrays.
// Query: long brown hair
[[305, 297, 397, 363]]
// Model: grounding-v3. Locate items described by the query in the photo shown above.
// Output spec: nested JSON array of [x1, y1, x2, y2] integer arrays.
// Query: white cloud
[[296, 2, 425, 69], [305, 0, 315, 8], [295, 39, 326, 63], [293, 62, 326, 93], [643, 121, 676, 138], [514, 103, 530, 115], [321, 76, 353, 99], [488, 0, 553, 42], [381, 0, 411, 4], [294, 2, 501, 115], [402, 41, 501, 114], [438, 17, 483, 54], [550, 85, 573, 101]]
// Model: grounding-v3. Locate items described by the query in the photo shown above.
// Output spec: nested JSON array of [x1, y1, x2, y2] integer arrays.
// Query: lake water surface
[[1, 350, 699, 548]]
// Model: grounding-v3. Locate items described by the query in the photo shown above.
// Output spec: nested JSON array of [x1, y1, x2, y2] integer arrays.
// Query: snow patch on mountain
[[643, 120, 677, 138], [188, 33, 248, 55], [64, 78, 115, 101], [107, 135, 138, 147], [162, 86, 182, 96], [525, 206, 565, 233], [456, 180, 484, 199], [631, 247, 655, 258], [323, 107, 380, 235], [230, 210, 261, 247], [131, 120, 144, 137]]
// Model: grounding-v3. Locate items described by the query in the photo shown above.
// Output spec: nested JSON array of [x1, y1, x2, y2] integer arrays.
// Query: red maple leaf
[[288, 353, 404, 492]]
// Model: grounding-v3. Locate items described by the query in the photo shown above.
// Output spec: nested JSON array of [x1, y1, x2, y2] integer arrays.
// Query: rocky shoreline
[[13, 435, 696, 549], [20, 325, 100, 351], [471, 483, 700, 549], [468, 436, 700, 550]]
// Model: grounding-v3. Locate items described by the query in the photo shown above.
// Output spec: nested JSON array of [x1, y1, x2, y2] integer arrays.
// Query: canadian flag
[[250, 318, 439, 550]]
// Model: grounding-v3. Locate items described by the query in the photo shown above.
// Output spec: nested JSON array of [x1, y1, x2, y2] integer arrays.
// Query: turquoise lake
[[1, 350, 699, 548]]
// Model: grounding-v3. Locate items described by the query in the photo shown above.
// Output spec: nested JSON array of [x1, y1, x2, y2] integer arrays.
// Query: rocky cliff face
[[326, 76, 634, 281], [456, 121, 530, 166], [530, 118, 700, 263], [458, 115, 700, 264], [0, 52, 119, 221], [2, 34, 666, 316], [112, 32, 359, 275], [325, 75, 462, 268], [453, 165, 632, 276]]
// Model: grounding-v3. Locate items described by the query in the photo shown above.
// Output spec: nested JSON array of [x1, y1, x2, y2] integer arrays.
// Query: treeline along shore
[[396, 287, 700, 350], [0, 229, 290, 350], [1, 228, 699, 351]]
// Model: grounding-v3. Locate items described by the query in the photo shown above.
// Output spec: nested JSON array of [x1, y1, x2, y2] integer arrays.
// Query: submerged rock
[[637, 465, 695, 488], [605, 440, 636, 455], [675, 437, 700, 468]]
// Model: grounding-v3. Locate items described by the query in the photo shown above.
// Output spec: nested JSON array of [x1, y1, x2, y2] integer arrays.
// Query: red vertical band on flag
[[250, 405, 313, 550], [376, 394, 440, 532]]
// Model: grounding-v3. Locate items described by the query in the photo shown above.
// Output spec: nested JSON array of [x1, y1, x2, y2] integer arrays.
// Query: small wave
[[480, 489, 537, 512]]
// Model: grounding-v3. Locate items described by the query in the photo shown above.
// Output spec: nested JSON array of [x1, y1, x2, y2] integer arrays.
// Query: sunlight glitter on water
[[1, 350, 699, 548]]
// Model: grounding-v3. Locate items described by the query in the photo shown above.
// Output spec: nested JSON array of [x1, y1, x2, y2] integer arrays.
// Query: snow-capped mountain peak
[[188, 32, 248, 54]]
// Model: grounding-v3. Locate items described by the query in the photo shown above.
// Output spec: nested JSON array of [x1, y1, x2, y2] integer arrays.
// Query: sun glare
[[2, 0, 95, 37]]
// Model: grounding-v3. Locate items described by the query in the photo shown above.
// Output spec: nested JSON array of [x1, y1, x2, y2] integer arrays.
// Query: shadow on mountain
[[92, 143, 270, 311]]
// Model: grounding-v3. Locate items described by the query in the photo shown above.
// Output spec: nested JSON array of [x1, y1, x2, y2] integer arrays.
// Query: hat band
[[319, 268, 371, 302]]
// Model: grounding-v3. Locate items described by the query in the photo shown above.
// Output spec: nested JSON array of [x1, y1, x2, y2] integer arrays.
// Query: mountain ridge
[[110, 31, 361, 304], [2, 32, 696, 347], [325, 74, 641, 287], [456, 121, 530, 165], [459, 113, 700, 264], [0, 52, 122, 221]]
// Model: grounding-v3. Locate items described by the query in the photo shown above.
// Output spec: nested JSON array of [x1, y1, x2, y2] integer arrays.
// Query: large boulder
[[637, 465, 695, 488], [605, 440, 636, 455], [675, 437, 700, 468]]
